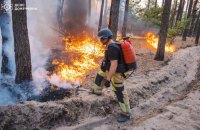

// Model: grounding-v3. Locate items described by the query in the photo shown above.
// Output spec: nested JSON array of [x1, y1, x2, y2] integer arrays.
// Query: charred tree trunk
[[169, 0, 178, 28], [0, 0, 12, 75], [122, 0, 129, 37], [188, 0, 198, 36], [11, 0, 32, 83], [98, 0, 105, 31], [108, 0, 120, 40], [182, 0, 193, 41], [195, 12, 200, 45], [175, 0, 185, 24], [155, 0, 172, 61]]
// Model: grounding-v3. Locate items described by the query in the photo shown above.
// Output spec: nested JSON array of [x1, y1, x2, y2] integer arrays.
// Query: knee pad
[[114, 86, 125, 103], [94, 73, 104, 86]]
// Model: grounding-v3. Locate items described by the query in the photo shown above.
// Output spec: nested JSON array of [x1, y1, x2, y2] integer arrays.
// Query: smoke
[[0, 87, 15, 105], [0, 0, 16, 105], [0, 0, 15, 76], [26, 0, 58, 92], [26, 0, 93, 91], [0, 0, 57, 105], [0, 29, 2, 71], [62, 0, 88, 34], [0, 0, 104, 105]]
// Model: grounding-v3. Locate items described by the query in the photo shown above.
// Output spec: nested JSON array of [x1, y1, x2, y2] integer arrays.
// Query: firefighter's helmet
[[98, 28, 113, 39]]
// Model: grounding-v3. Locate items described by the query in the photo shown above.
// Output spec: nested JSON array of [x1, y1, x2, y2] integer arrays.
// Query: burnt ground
[[0, 37, 199, 130]]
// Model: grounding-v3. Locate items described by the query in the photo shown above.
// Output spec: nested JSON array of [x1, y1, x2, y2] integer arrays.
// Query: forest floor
[[82, 37, 196, 89], [0, 37, 199, 130], [57, 37, 200, 130]]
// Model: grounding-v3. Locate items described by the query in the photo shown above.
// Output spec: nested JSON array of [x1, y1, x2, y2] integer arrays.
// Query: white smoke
[[0, 0, 16, 106], [88, 0, 112, 30], [26, 0, 58, 91], [0, 0, 15, 76], [0, 0, 103, 105], [0, 87, 16, 105], [0, 29, 2, 72]]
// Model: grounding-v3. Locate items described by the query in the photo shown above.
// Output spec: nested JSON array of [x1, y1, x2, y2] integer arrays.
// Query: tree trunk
[[0, 0, 12, 75], [11, 0, 32, 84], [162, 0, 165, 7], [147, 0, 151, 9], [182, 0, 193, 41], [169, 0, 178, 28], [88, 0, 91, 18], [175, 0, 185, 24], [56, 0, 64, 29], [155, 0, 172, 61], [122, 0, 129, 37], [195, 12, 200, 45], [103, 0, 108, 27], [193, 11, 200, 35], [155, 0, 157, 8], [108, 0, 120, 40], [98, 0, 105, 31], [185, 0, 190, 16], [188, 0, 198, 36]]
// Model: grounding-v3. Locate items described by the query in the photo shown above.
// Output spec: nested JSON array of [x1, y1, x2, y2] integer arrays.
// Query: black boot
[[117, 114, 130, 123]]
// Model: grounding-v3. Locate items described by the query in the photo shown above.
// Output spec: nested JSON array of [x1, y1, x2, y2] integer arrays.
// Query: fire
[[144, 32, 175, 53], [52, 33, 104, 83], [117, 32, 175, 53]]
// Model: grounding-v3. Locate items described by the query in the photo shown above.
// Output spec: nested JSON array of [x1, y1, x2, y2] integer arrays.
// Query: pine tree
[[195, 12, 200, 45], [56, 0, 64, 29], [182, 0, 193, 41], [193, 11, 200, 35], [109, 0, 120, 40], [155, 0, 158, 8], [155, 0, 172, 61], [103, 0, 108, 27], [175, 0, 185, 24], [0, 0, 12, 75], [188, 0, 198, 36], [11, 0, 32, 83], [88, 0, 91, 18], [147, 0, 151, 9], [98, 0, 105, 31], [162, 0, 165, 7], [122, 0, 129, 37], [169, 0, 178, 28]]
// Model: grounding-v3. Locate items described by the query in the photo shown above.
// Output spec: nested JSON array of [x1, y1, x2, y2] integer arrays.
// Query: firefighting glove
[[104, 79, 111, 88]]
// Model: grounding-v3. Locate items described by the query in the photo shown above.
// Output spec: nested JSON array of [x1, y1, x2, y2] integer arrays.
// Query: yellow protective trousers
[[93, 70, 131, 116]]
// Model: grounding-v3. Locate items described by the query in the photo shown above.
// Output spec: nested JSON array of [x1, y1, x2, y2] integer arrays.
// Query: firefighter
[[92, 28, 131, 122]]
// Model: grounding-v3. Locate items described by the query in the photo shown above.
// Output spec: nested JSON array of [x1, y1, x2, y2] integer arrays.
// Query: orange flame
[[52, 33, 104, 83], [117, 32, 175, 53], [144, 32, 175, 53]]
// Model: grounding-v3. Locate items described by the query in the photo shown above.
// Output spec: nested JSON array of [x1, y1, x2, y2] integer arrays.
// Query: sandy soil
[[0, 38, 199, 130], [56, 45, 200, 130]]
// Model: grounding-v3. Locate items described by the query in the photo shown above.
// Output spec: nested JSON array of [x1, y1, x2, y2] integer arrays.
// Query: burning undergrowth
[[27, 32, 105, 102], [0, 0, 105, 105], [0, 32, 104, 105], [0, 30, 177, 105], [118, 32, 176, 53], [48, 32, 104, 85]]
